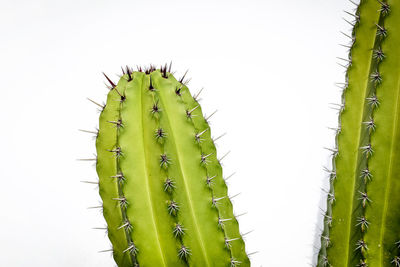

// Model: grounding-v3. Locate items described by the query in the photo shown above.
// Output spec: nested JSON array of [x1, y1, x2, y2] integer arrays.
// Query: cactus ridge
[[318, 0, 400, 266], [93, 65, 249, 266]]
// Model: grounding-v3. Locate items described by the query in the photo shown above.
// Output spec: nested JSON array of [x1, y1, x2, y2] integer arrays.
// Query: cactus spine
[[93, 65, 249, 266], [318, 0, 400, 266]]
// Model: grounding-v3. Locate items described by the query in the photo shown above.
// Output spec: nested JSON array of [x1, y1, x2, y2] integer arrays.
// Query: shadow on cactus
[[89, 64, 250, 266], [318, 0, 400, 266]]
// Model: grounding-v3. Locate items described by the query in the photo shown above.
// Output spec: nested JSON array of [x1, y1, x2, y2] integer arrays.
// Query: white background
[[0, 0, 356, 266]]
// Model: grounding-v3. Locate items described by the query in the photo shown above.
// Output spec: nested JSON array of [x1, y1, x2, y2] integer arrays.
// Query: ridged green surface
[[318, 0, 400, 266], [95, 66, 249, 267]]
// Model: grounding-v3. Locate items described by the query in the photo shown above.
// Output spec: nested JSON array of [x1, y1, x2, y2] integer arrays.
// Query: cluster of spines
[[317, 1, 397, 266]]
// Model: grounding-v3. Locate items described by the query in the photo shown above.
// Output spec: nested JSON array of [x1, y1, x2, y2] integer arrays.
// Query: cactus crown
[[93, 65, 250, 266]]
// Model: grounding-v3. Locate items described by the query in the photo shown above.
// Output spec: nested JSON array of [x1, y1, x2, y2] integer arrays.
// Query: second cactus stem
[[318, 0, 400, 266]]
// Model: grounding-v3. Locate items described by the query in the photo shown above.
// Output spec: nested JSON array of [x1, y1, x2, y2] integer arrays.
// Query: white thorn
[[87, 98, 105, 108], [87, 206, 103, 209], [224, 172, 236, 181], [188, 105, 199, 114], [98, 248, 113, 253], [219, 151, 231, 162], [193, 87, 204, 101], [80, 180, 98, 184], [79, 129, 98, 135], [242, 230, 254, 236], [205, 110, 218, 121], [213, 132, 226, 142]]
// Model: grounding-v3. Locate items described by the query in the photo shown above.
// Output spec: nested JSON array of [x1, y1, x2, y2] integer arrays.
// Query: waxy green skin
[[95, 68, 249, 267], [318, 0, 400, 266]]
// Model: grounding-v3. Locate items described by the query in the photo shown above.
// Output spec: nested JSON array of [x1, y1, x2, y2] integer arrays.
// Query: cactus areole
[[94, 65, 249, 266], [318, 0, 400, 266]]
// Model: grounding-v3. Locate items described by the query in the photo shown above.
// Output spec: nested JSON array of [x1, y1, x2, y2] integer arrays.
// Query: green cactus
[[317, 0, 400, 266], [90, 65, 249, 266]]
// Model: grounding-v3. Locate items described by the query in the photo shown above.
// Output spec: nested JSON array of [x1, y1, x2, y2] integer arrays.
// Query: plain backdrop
[[0, 0, 357, 266]]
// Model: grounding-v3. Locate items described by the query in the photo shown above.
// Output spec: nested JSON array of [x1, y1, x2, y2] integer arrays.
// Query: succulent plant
[[317, 0, 400, 266], [87, 65, 249, 266]]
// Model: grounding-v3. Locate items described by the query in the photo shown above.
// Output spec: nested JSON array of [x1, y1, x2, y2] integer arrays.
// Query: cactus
[[317, 0, 400, 266], [89, 65, 249, 266]]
